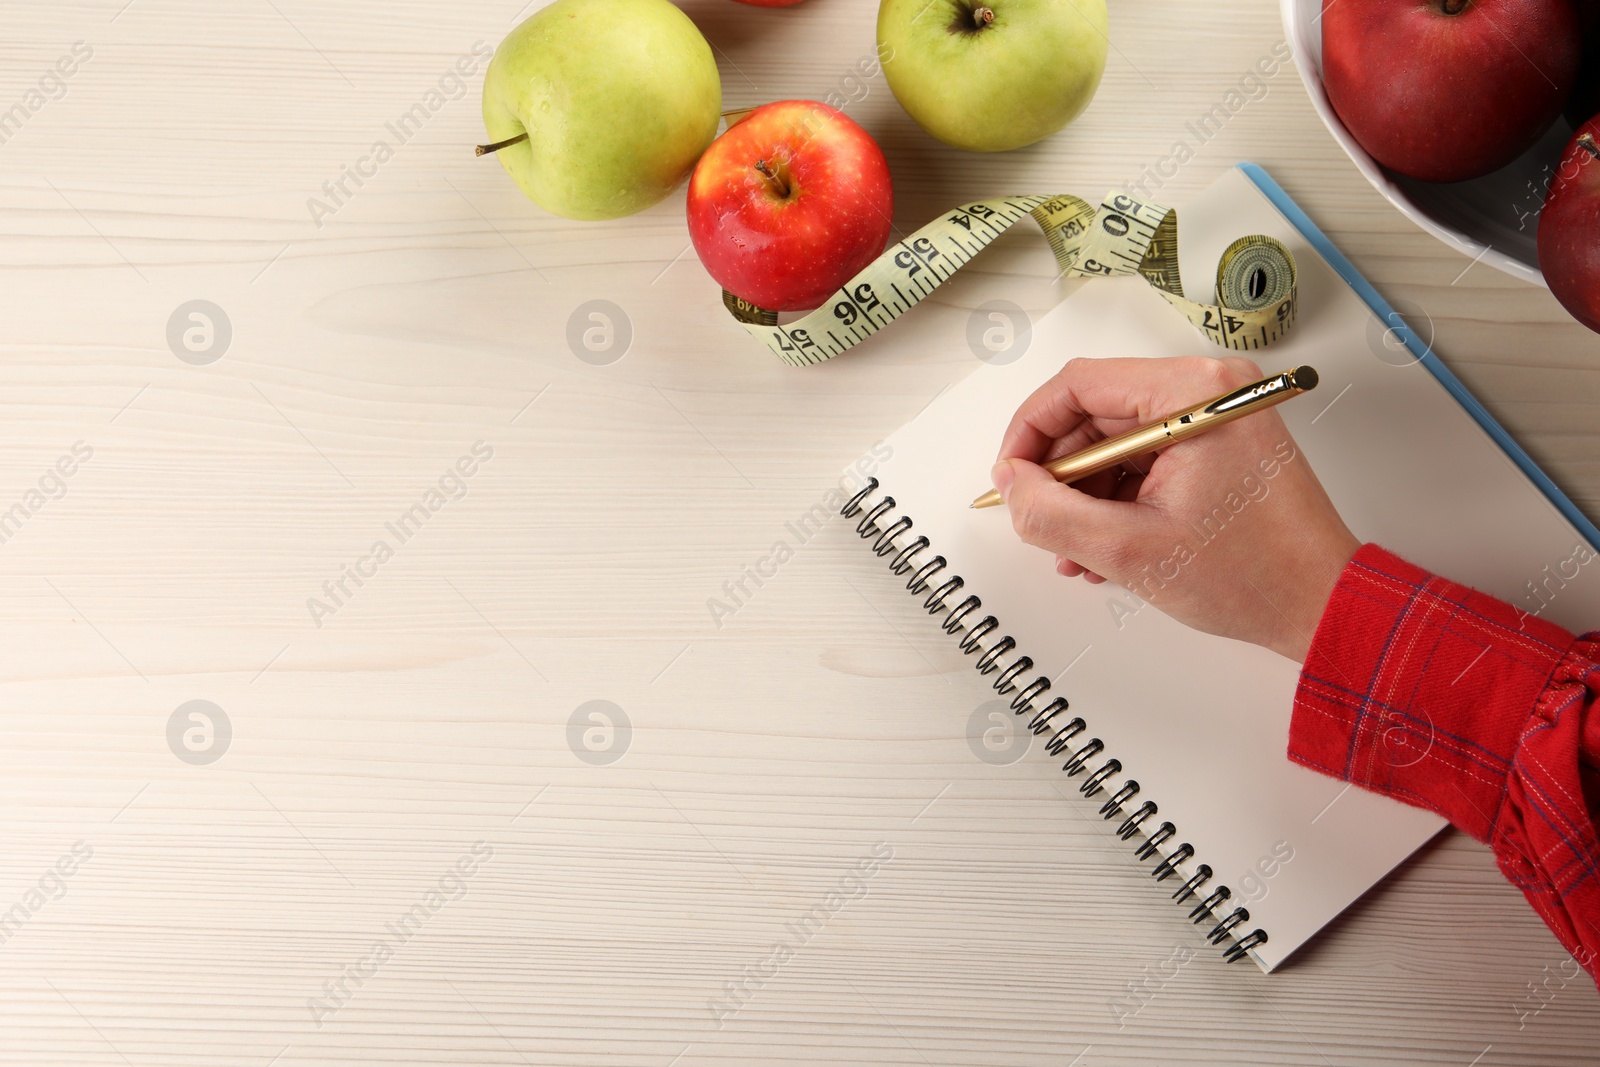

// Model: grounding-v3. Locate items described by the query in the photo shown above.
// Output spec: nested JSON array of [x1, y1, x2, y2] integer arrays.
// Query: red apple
[[1323, 0, 1582, 183], [1538, 117, 1600, 332], [687, 100, 893, 312], [731, 0, 807, 5]]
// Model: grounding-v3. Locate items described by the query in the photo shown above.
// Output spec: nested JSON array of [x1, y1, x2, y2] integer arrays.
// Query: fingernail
[[990, 460, 1014, 502]]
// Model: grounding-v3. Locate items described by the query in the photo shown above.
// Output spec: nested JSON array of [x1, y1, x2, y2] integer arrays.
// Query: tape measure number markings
[[722, 189, 1298, 367]]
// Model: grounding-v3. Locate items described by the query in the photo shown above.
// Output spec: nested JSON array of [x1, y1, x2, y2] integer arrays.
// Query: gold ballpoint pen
[[970, 365, 1320, 509]]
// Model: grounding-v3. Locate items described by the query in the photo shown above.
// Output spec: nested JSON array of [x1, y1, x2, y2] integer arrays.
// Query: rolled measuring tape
[[721, 190, 1298, 367]]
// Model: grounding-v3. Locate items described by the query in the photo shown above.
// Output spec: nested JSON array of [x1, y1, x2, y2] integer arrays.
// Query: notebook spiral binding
[[842, 477, 1269, 966]]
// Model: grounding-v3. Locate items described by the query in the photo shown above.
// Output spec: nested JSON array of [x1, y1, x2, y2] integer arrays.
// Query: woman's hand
[[989, 355, 1361, 662]]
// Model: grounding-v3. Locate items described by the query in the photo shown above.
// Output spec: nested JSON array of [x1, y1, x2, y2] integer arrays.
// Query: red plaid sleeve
[[1290, 542, 1600, 982]]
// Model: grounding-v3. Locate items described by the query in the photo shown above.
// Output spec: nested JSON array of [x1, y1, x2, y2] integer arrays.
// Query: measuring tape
[[721, 190, 1298, 367]]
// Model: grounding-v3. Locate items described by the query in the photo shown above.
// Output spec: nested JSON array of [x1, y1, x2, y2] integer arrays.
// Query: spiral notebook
[[840, 164, 1600, 972]]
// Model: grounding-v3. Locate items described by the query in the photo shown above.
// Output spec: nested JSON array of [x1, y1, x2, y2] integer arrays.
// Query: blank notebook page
[[866, 166, 1600, 971]]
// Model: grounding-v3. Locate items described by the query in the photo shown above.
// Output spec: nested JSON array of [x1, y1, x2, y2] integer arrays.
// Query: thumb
[[992, 458, 1148, 579]]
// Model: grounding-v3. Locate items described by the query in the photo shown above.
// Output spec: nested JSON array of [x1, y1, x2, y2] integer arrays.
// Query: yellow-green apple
[[686, 101, 894, 311], [1538, 118, 1600, 333], [876, 0, 1108, 152], [1322, 0, 1581, 183], [479, 0, 722, 220]]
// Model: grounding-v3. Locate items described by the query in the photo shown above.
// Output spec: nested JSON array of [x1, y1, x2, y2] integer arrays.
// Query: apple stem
[[475, 132, 529, 157], [1578, 134, 1600, 162], [755, 159, 791, 197], [972, 4, 996, 26], [1440, 0, 1468, 13]]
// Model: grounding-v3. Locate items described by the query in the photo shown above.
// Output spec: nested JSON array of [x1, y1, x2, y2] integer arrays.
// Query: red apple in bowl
[[1322, 0, 1582, 183], [1538, 117, 1600, 333], [687, 100, 893, 312]]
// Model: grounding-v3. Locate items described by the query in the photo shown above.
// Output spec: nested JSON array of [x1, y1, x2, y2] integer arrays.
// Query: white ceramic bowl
[[1282, 0, 1580, 288]]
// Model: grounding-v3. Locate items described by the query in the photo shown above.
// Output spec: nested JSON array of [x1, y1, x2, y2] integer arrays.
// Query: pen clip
[[1202, 372, 1294, 417]]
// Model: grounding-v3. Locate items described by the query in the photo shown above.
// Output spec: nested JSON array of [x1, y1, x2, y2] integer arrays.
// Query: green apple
[[877, 0, 1108, 152], [481, 0, 722, 220]]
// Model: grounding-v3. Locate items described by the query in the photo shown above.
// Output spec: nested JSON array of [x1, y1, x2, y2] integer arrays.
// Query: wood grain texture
[[0, 0, 1597, 1064]]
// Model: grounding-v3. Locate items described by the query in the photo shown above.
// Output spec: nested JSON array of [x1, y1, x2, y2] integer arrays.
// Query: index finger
[[996, 355, 1251, 462]]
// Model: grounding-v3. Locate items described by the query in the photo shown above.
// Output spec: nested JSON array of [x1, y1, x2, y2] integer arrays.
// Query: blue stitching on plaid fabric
[[1304, 672, 1511, 773]]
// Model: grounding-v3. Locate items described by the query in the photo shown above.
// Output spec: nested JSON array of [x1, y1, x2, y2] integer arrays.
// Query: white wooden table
[[3, 1, 1598, 1063]]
